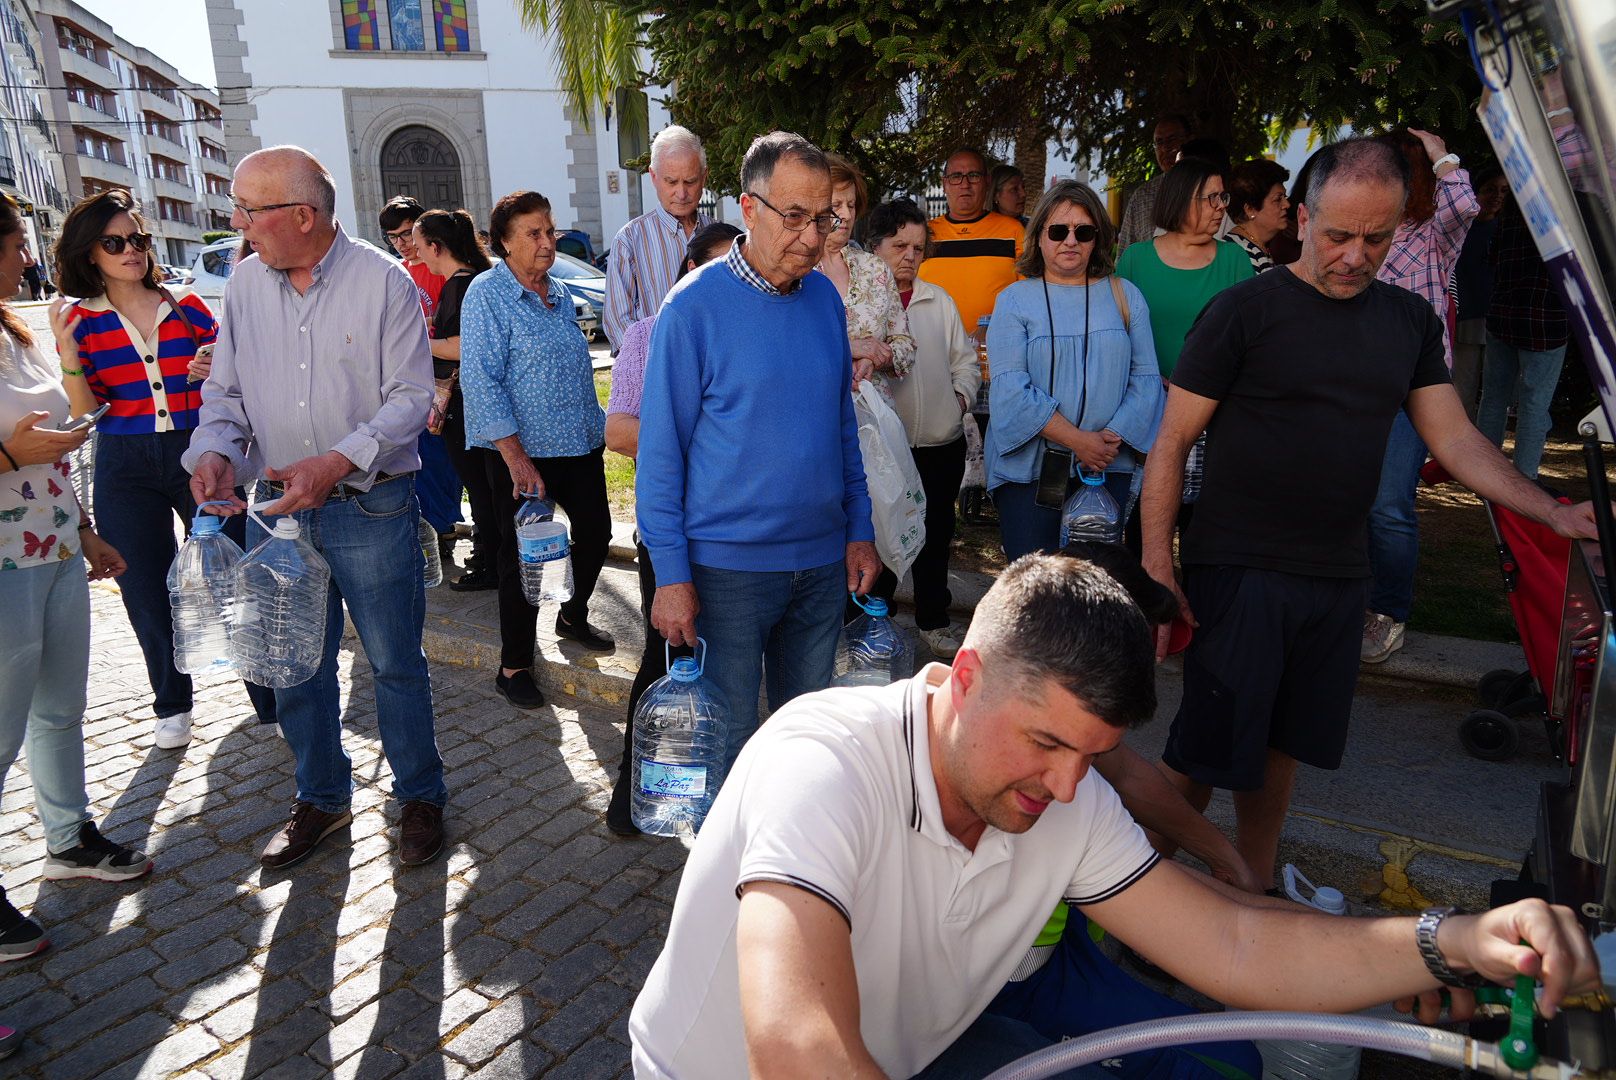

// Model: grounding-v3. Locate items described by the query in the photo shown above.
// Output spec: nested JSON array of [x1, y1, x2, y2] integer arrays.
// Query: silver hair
[[649, 125, 706, 173], [1302, 137, 1408, 212], [238, 145, 338, 220]]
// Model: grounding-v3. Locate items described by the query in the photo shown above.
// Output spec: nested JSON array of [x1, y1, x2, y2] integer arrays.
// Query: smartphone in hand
[[62, 402, 110, 432]]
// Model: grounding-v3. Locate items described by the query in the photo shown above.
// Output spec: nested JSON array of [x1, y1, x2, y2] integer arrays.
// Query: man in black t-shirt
[[1139, 137, 1598, 894]]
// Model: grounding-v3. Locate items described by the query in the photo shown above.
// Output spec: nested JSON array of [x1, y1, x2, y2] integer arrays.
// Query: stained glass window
[[388, 0, 426, 50], [341, 0, 379, 50], [432, 0, 469, 52]]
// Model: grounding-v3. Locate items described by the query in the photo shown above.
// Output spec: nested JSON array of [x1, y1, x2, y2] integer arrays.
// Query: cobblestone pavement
[[2, 582, 672, 1079]]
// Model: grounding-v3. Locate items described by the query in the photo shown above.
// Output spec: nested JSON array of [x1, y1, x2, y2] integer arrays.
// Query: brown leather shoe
[[399, 801, 444, 866], [260, 802, 352, 870]]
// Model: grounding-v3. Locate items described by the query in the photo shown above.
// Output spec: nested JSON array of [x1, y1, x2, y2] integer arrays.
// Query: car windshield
[[549, 251, 603, 280], [200, 246, 235, 279]]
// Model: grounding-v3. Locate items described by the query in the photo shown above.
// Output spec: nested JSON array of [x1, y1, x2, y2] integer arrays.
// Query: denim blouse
[[459, 259, 605, 458], [983, 276, 1163, 490]]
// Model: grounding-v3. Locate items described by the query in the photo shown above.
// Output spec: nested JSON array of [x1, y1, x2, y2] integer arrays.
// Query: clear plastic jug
[[230, 504, 331, 689], [833, 593, 915, 688], [167, 500, 243, 675], [632, 638, 731, 838]]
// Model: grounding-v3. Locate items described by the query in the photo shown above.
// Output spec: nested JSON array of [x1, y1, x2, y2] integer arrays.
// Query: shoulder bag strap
[[156, 284, 201, 349]]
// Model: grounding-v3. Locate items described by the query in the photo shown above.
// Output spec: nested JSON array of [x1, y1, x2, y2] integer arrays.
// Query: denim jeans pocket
[[351, 478, 414, 520]]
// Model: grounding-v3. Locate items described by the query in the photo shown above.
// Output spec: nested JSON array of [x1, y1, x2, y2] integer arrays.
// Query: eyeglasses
[[745, 192, 841, 234], [229, 199, 311, 223], [1153, 135, 1188, 150], [1197, 191, 1233, 208], [942, 170, 986, 187], [1045, 223, 1098, 244], [384, 227, 415, 246], [95, 232, 153, 255]]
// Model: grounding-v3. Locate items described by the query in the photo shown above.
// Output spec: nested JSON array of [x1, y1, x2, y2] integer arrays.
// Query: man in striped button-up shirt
[[602, 125, 711, 353]]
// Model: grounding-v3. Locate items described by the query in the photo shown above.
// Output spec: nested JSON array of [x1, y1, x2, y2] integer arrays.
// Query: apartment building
[[35, 0, 227, 266], [0, 2, 70, 260]]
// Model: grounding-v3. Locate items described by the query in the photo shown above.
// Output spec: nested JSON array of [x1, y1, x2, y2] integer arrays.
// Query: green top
[[1116, 238, 1255, 378]]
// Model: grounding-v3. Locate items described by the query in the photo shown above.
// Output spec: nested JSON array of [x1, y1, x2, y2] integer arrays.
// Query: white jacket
[[889, 278, 981, 448]]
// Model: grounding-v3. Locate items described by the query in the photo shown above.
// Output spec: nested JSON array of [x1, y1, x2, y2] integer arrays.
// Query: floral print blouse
[[837, 247, 915, 401], [0, 333, 80, 571]]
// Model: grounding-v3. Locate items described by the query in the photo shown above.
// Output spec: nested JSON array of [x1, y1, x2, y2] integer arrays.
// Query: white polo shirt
[[628, 663, 1160, 1079]]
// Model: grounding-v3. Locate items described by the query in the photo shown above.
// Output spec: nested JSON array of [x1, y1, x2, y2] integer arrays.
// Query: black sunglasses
[[1046, 223, 1098, 244], [96, 232, 153, 255]]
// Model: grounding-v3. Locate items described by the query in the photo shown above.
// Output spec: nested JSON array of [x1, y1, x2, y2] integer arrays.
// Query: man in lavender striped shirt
[[602, 125, 712, 353], [186, 145, 447, 872]]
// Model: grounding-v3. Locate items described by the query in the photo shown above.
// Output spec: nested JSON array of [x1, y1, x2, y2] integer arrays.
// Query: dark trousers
[[483, 446, 612, 671], [615, 538, 692, 780], [93, 429, 275, 721], [872, 436, 966, 630], [440, 391, 499, 565]]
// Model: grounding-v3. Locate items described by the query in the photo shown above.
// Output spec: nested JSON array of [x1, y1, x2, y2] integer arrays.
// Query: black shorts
[[1162, 565, 1366, 791]]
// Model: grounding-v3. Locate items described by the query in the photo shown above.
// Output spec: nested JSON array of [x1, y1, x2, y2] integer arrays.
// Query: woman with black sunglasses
[[48, 189, 274, 753], [984, 180, 1164, 560]]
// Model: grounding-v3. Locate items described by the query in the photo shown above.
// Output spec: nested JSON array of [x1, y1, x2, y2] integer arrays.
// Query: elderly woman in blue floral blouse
[[460, 190, 612, 711]]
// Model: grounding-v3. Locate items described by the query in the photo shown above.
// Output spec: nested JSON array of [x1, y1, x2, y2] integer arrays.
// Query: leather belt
[[263, 470, 406, 502]]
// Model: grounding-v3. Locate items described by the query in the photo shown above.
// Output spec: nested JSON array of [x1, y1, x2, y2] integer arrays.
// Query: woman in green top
[[1116, 158, 1254, 379]]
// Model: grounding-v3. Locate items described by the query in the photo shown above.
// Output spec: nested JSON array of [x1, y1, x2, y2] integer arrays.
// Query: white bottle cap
[[1313, 886, 1347, 915], [271, 518, 301, 539]]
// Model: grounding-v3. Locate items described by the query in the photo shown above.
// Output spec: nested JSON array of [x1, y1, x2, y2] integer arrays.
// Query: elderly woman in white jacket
[[864, 199, 981, 659]]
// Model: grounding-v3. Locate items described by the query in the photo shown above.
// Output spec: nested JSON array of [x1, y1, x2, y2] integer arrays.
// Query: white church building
[[201, 0, 682, 252]]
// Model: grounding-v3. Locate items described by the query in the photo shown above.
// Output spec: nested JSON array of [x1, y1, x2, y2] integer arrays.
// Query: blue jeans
[[994, 471, 1139, 563], [911, 1012, 1110, 1079], [1477, 334, 1568, 480], [94, 429, 275, 721], [248, 477, 446, 812], [415, 430, 463, 534], [0, 557, 92, 853], [690, 559, 845, 771], [1366, 410, 1426, 622]]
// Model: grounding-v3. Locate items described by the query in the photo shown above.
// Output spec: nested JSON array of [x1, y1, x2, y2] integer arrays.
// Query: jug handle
[[193, 499, 234, 525], [664, 635, 708, 676], [849, 591, 880, 617], [244, 499, 283, 537]]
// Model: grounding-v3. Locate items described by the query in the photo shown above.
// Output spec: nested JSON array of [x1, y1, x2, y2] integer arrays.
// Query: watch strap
[[1432, 152, 1461, 173], [1416, 906, 1487, 988]]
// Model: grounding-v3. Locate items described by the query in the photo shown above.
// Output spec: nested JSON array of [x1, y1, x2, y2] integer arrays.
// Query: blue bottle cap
[[191, 513, 224, 536], [861, 597, 889, 618], [668, 657, 701, 683], [1080, 472, 1104, 487]]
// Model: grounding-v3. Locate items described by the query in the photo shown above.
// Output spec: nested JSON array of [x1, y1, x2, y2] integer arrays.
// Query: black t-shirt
[[1172, 268, 1450, 577], [431, 269, 475, 379]]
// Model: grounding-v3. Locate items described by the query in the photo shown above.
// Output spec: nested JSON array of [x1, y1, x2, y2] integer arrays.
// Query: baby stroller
[[1419, 460, 1584, 762]]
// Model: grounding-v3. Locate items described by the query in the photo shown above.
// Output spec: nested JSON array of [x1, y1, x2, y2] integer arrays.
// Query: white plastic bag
[[960, 412, 986, 491], [853, 381, 927, 579]]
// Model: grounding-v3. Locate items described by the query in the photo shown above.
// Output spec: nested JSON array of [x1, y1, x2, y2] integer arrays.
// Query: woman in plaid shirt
[[1362, 129, 1479, 664]]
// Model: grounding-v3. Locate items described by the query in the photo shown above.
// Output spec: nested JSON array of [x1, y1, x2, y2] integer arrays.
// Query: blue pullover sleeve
[[635, 304, 700, 585]]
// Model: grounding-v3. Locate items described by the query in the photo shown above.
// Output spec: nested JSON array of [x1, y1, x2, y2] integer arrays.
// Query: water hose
[[982, 1011, 1580, 1080]]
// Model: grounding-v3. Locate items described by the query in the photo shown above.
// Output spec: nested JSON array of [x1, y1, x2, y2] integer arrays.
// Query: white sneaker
[[1361, 612, 1406, 664], [917, 625, 964, 660], [154, 712, 192, 750]]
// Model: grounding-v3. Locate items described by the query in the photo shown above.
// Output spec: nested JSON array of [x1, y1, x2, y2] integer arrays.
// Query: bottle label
[[640, 760, 708, 798], [518, 532, 569, 564]]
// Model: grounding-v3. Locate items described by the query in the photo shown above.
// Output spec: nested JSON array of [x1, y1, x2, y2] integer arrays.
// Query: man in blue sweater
[[636, 130, 881, 771]]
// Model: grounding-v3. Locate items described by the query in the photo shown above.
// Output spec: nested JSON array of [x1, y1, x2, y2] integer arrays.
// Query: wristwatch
[[1416, 906, 1487, 988], [1431, 152, 1461, 174]]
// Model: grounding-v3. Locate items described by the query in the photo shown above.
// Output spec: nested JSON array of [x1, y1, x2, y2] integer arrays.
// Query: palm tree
[[516, 0, 644, 132]]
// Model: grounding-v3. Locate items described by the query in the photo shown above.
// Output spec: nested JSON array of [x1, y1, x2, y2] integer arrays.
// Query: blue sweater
[[635, 260, 874, 585]]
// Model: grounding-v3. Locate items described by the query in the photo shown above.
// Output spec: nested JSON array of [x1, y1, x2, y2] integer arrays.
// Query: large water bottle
[[1257, 865, 1361, 1080], [833, 593, 915, 687], [419, 515, 443, 589], [1059, 470, 1122, 546], [230, 507, 331, 689], [168, 501, 244, 675], [515, 494, 573, 606], [631, 638, 730, 837]]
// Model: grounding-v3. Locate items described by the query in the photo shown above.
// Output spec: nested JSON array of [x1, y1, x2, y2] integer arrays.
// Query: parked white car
[[188, 237, 239, 301]]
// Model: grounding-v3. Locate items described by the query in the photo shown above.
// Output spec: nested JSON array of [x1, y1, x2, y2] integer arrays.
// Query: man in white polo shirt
[[628, 554, 1598, 1079]]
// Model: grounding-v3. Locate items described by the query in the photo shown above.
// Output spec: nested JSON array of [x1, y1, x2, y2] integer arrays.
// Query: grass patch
[[597, 371, 637, 516]]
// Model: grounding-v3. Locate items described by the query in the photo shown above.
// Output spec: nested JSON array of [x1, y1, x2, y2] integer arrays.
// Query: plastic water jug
[[631, 638, 730, 838], [167, 501, 243, 675], [1059, 470, 1122, 546], [230, 506, 331, 689], [516, 494, 573, 606], [833, 593, 915, 688], [1257, 865, 1361, 1080], [419, 516, 443, 589]]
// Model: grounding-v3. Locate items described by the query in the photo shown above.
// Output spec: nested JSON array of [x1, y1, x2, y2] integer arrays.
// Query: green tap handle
[[1499, 946, 1539, 1072]]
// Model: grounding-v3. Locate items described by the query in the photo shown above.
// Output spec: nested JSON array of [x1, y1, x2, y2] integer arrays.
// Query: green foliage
[[202, 230, 236, 245], [620, 0, 1479, 193], [517, 0, 645, 131]]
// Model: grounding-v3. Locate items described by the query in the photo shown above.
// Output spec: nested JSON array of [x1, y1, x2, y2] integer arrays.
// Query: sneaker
[[555, 613, 614, 651], [260, 802, 352, 870], [917, 625, 964, 660], [154, 711, 192, 750], [0, 1024, 20, 1058], [1361, 612, 1406, 664], [0, 891, 46, 963], [398, 801, 445, 866], [449, 563, 498, 592], [495, 669, 546, 710], [43, 821, 153, 882]]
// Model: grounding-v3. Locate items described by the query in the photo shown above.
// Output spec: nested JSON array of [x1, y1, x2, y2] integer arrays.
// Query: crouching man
[[628, 553, 1598, 1078]]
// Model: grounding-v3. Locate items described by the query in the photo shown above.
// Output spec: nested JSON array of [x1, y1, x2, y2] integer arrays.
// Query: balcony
[[154, 216, 201, 243], [66, 98, 119, 128], [59, 45, 114, 86], [143, 126, 188, 159], [139, 87, 182, 121], [79, 154, 135, 188], [201, 155, 229, 178], [204, 191, 230, 215], [151, 174, 195, 203]]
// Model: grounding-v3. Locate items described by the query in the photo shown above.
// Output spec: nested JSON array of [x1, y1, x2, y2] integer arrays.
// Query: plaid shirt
[[724, 235, 803, 296], [1486, 208, 1567, 351], [1376, 169, 1478, 367]]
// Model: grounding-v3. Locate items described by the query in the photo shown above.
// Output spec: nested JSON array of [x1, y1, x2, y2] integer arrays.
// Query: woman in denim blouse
[[985, 181, 1163, 560]]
